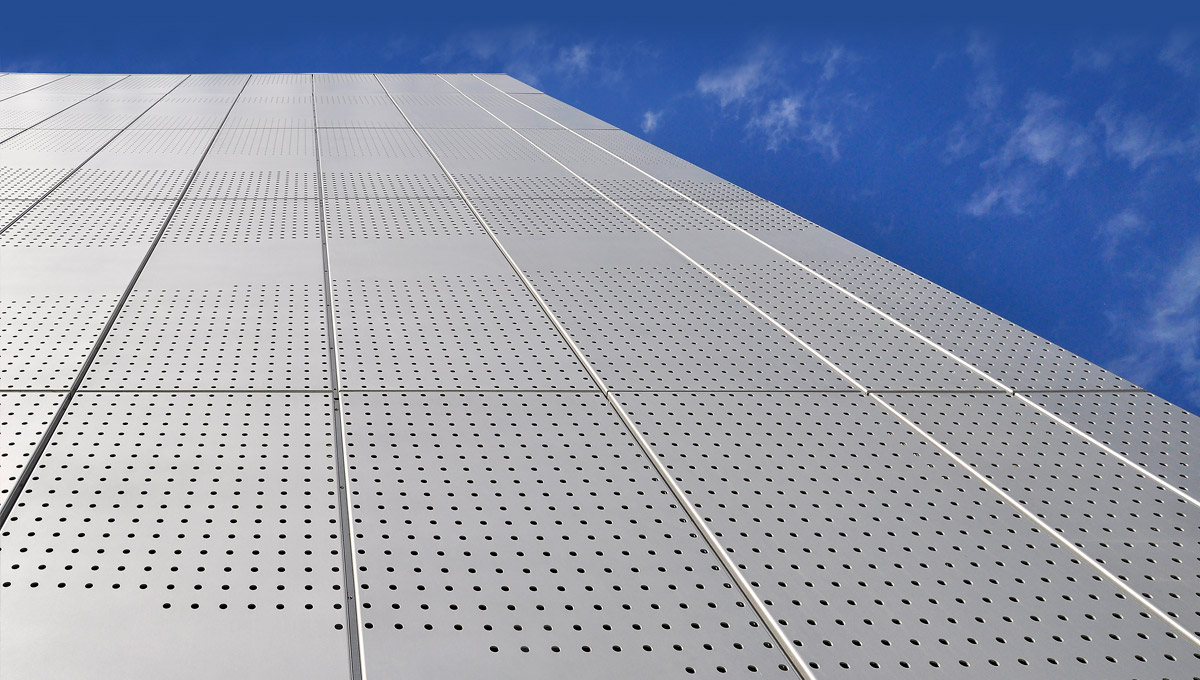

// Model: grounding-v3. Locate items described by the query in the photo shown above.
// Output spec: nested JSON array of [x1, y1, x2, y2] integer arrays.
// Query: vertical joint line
[[1, 74, 133, 145], [0, 74, 248, 530], [434, 75, 817, 680], [312, 74, 368, 680], [467, 77, 1200, 513]]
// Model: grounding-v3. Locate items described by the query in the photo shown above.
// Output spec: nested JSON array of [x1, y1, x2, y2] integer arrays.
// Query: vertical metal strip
[[371, 74, 818, 680], [0, 74, 249, 529], [0, 74, 133, 144], [441, 75, 1200, 653], [0, 73, 72, 103], [311, 74, 368, 680], [468, 75, 1200, 512], [1, 74, 181, 235]]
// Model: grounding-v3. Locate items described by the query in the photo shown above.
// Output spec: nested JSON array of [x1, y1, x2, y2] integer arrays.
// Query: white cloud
[[1110, 236, 1200, 400], [964, 171, 1038, 217], [422, 29, 625, 87], [696, 48, 774, 107], [641, 109, 663, 134], [1072, 46, 1115, 72], [1096, 103, 1193, 169], [556, 43, 593, 77], [1159, 30, 1198, 77], [965, 32, 1003, 115], [1097, 208, 1147, 260], [748, 96, 801, 150], [996, 93, 1094, 177]]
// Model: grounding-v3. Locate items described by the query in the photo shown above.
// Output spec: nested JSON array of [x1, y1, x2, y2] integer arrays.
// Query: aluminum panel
[[328, 237, 594, 390], [502, 258, 850, 391], [317, 128, 437, 172], [577, 129, 720, 179], [0, 391, 67, 506], [0, 245, 145, 390], [516, 129, 648, 178], [166, 198, 321, 242], [202, 127, 315, 170], [187, 170, 318, 199], [0, 392, 353, 680], [52, 168, 193, 199], [137, 240, 326, 287], [510, 93, 617, 130], [618, 391, 1200, 679], [885, 391, 1200, 637], [324, 198, 481, 239], [86, 128, 216, 170], [314, 94, 410, 128], [803, 257, 1139, 390], [80, 283, 330, 391], [341, 391, 794, 679], [312, 73, 379, 94], [0, 199, 36, 225], [472, 198, 644, 236], [0, 167, 72, 200], [224, 95, 314, 128], [1, 199, 174, 247], [392, 93, 508, 128], [457, 92, 565, 128], [419, 128, 569, 178], [0, 73, 65, 94], [377, 73, 458, 94], [1023, 390, 1198, 497], [320, 171, 457, 199], [473, 73, 542, 93]]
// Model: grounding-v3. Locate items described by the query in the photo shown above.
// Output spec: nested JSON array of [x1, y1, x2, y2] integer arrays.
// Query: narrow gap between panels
[[312, 74, 368, 680], [447, 76, 1200, 653], [428, 74, 818, 680], [468, 75, 1200, 512]]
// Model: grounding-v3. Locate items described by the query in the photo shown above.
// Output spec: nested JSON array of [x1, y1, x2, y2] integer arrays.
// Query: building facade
[[1, 72, 1198, 679]]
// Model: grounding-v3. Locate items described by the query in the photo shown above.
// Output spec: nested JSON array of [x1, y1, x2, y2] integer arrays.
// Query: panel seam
[[446, 76, 1200, 652], [395, 75, 820, 680], [312, 73, 369, 680], [1, 74, 185, 236], [0, 73, 72, 103], [0, 75, 132, 145], [0, 74, 248, 529], [468, 74, 1200, 511]]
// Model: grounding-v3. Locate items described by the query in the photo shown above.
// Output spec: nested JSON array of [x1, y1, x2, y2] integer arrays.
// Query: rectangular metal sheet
[[0, 392, 353, 680], [340, 391, 794, 680], [615, 390, 1200, 680], [0, 391, 67, 505]]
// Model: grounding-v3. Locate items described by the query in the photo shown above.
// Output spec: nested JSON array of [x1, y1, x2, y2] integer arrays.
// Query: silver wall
[[1, 72, 1198, 679]]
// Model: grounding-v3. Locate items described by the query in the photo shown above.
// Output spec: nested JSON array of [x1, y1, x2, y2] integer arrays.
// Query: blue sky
[[5, 4, 1200, 414]]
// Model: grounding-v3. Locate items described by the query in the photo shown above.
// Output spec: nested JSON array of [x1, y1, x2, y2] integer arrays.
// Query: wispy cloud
[[695, 48, 774, 108], [421, 29, 627, 87], [1097, 208, 1148, 260], [640, 109, 663, 134], [1110, 236, 1200, 401], [995, 93, 1094, 178], [965, 32, 1003, 115], [943, 32, 1004, 162], [1096, 103, 1194, 169], [964, 171, 1038, 217], [695, 43, 860, 158], [1159, 30, 1199, 78]]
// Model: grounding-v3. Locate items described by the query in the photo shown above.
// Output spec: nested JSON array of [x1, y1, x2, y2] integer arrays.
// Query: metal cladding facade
[[1, 72, 1198, 679]]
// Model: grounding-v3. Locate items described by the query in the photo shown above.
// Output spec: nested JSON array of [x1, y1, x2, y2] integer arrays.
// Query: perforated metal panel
[[341, 391, 794, 679], [618, 391, 1200, 678], [4, 72, 1198, 680], [0, 392, 353, 680]]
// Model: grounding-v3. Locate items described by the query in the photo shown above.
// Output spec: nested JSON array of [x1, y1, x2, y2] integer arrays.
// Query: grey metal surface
[[3, 72, 1198, 680], [1025, 390, 1198, 493], [0, 392, 353, 680], [341, 391, 794, 679], [617, 390, 1200, 678]]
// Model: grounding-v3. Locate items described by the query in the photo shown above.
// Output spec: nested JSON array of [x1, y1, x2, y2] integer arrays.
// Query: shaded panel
[[342, 391, 794, 679], [0, 392, 352, 680], [618, 391, 1200, 679]]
